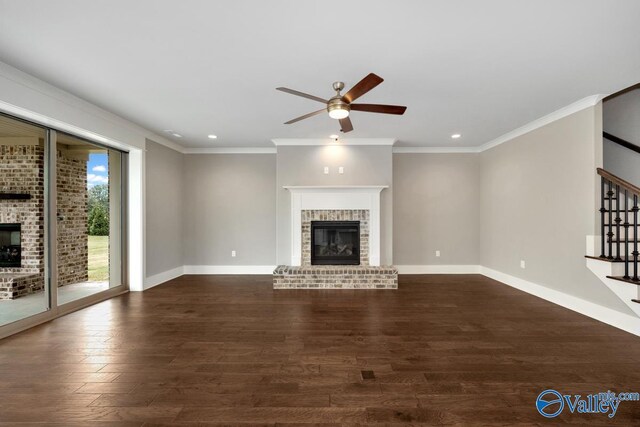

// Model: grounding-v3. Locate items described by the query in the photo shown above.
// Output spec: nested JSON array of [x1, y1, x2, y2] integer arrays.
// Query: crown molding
[[272, 138, 397, 146], [478, 94, 606, 153], [183, 146, 276, 154], [283, 185, 388, 190], [145, 136, 188, 153], [393, 146, 480, 154]]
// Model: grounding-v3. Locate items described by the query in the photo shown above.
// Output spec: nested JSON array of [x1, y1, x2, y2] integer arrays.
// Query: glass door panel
[[0, 114, 49, 326], [56, 133, 123, 306]]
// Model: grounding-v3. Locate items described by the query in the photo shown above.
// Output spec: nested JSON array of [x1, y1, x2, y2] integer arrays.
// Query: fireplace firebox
[[311, 221, 360, 265], [0, 223, 21, 268]]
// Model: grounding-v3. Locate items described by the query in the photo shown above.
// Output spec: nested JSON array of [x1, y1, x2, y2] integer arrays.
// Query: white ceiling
[[0, 0, 639, 148]]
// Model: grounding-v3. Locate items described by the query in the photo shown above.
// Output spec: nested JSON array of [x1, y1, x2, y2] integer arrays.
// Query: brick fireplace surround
[[301, 209, 369, 266], [0, 142, 88, 299], [273, 186, 398, 289]]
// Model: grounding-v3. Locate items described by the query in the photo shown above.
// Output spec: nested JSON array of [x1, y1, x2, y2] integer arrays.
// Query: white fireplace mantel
[[284, 185, 388, 266]]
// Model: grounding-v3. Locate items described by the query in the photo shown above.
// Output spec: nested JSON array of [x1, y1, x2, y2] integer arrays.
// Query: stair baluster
[[633, 195, 639, 281], [624, 189, 630, 279], [600, 177, 606, 258], [607, 180, 614, 259], [615, 184, 622, 261]]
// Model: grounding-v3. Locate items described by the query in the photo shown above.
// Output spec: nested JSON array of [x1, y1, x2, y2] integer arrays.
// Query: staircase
[[585, 166, 640, 316], [596, 168, 640, 283]]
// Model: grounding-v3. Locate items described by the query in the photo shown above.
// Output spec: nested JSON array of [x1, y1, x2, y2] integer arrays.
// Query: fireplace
[[0, 223, 21, 268], [311, 221, 360, 265]]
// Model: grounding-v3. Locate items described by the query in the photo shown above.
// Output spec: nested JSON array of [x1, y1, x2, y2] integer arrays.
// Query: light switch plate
[[323, 166, 329, 174], [338, 166, 344, 174]]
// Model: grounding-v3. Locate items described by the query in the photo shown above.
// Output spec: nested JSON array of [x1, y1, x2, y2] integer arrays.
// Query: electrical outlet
[[231, 250, 236, 257], [323, 166, 329, 174], [338, 166, 344, 174], [520, 260, 526, 269], [435, 250, 441, 257]]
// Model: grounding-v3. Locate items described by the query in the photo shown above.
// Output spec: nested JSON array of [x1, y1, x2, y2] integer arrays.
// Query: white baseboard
[[183, 265, 276, 275], [143, 266, 184, 290], [141, 265, 275, 290], [396, 265, 481, 274], [481, 266, 640, 337]]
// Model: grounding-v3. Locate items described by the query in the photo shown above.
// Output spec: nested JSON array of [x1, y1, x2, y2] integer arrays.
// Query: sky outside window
[[87, 153, 108, 188]]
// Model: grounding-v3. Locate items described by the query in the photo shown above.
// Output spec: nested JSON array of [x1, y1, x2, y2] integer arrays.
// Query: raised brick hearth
[[273, 265, 398, 289], [0, 272, 41, 299]]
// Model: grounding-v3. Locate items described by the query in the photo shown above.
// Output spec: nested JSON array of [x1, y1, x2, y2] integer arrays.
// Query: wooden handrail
[[603, 83, 640, 102], [603, 132, 640, 155], [597, 168, 640, 198]]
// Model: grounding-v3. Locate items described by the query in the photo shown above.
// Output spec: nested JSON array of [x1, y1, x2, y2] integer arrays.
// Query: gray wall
[[276, 145, 393, 265], [145, 139, 184, 277], [393, 153, 480, 265], [183, 154, 277, 266], [479, 106, 632, 314], [603, 88, 640, 185]]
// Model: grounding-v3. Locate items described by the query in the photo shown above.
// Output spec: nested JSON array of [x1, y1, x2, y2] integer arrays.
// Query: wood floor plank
[[0, 274, 638, 425], [175, 407, 367, 423], [75, 382, 138, 394]]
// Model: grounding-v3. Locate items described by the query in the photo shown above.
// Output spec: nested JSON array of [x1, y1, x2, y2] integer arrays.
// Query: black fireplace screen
[[311, 221, 360, 265], [0, 223, 21, 268]]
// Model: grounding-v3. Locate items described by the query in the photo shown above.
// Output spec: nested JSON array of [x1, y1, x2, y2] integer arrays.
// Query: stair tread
[[585, 255, 629, 263], [606, 275, 640, 285]]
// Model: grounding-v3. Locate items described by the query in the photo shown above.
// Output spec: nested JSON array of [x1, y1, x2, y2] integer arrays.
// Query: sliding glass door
[[0, 113, 127, 333]]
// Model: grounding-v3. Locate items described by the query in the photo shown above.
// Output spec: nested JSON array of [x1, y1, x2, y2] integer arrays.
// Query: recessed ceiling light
[[451, 134, 461, 139], [208, 134, 217, 139], [329, 134, 339, 140], [172, 133, 182, 138]]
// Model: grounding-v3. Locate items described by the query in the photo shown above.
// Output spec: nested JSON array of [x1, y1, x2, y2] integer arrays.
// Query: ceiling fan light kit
[[327, 81, 350, 120], [276, 73, 406, 133]]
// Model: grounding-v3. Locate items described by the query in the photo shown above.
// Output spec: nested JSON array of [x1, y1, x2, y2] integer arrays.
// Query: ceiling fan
[[276, 73, 407, 133]]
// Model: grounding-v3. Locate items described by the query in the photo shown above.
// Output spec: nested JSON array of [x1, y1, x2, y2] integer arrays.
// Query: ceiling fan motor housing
[[327, 96, 350, 118]]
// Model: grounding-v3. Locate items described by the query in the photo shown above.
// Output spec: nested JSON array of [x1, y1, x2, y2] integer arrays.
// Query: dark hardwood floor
[[0, 274, 639, 426]]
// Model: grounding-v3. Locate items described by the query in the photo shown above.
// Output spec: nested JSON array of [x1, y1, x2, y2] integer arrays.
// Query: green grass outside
[[88, 235, 109, 282]]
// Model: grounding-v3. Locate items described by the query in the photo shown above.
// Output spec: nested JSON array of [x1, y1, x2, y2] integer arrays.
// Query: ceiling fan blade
[[339, 117, 353, 133], [276, 87, 328, 104], [350, 104, 407, 115], [284, 109, 326, 124], [342, 73, 384, 103]]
